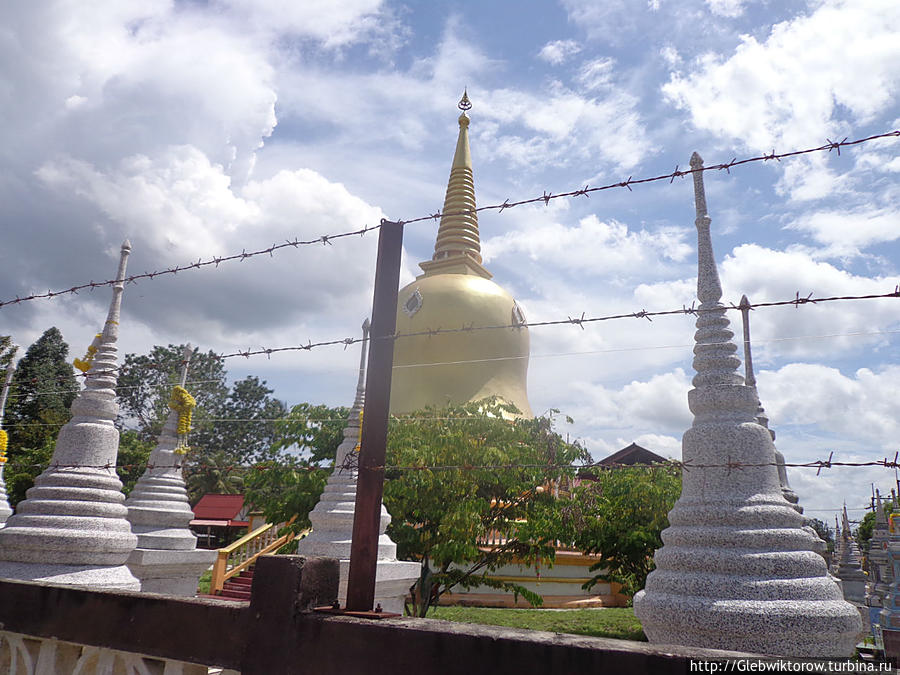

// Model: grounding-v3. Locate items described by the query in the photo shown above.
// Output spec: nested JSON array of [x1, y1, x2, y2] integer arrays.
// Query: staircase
[[207, 517, 309, 601], [217, 564, 254, 601]]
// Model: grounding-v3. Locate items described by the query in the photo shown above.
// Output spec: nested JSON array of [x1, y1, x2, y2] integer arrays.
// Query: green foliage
[[273, 402, 350, 465], [3, 436, 55, 506], [858, 511, 876, 551], [382, 398, 588, 616], [807, 517, 834, 553], [5, 327, 78, 454], [116, 429, 154, 495], [858, 502, 893, 552], [2, 328, 79, 505], [183, 449, 246, 504], [243, 456, 328, 531], [562, 463, 682, 596], [117, 344, 287, 501]]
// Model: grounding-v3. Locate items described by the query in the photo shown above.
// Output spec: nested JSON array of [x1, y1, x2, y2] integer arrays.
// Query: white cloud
[[664, 0, 900, 151], [482, 214, 692, 277], [33, 145, 383, 340], [576, 58, 616, 91], [705, 0, 745, 17], [537, 39, 581, 65], [787, 206, 900, 257], [214, 0, 389, 47]]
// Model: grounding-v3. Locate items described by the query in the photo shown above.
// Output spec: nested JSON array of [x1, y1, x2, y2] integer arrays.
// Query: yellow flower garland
[[169, 385, 196, 456], [0, 429, 8, 464], [73, 333, 102, 373], [170, 385, 196, 435], [353, 409, 364, 452]]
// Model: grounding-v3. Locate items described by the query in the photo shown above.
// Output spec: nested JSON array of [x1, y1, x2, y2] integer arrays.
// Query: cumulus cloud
[[705, 0, 745, 17], [537, 39, 582, 65], [663, 0, 900, 151], [482, 214, 692, 277]]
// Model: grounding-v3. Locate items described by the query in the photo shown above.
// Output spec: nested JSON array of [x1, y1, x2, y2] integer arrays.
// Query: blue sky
[[1, 0, 899, 520]]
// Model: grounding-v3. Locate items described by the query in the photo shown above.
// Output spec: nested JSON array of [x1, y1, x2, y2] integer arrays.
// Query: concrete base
[[337, 558, 420, 615], [0, 560, 140, 590], [127, 547, 217, 597]]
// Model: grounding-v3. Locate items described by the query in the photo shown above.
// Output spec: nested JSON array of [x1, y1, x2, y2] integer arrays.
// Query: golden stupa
[[390, 92, 532, 417]]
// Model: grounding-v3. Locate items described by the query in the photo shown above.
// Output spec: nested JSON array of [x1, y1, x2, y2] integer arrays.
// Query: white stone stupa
[[0, 241, 140, 589], [125, 344, 216, 595], [297, 319, 419, 614], [836, 505, 867, 604], [0, 353, 17, 525], [632, 154, 862, 657]]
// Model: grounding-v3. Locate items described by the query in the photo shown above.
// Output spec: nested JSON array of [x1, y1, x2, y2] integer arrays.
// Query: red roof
[[193, 494, 245, 521]]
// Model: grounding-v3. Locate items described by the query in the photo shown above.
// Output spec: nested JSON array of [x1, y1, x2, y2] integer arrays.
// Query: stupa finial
[[458, 88, 472, 112], [691, 153, 722, 305], [353, 319, 371, 411], [179, 344, 193, 388], [419, 92, 491, 279]]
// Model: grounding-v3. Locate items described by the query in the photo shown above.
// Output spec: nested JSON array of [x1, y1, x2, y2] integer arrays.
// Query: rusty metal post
[[345, 219, 404, 611]]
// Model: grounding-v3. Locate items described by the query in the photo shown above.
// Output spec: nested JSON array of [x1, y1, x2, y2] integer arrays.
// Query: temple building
[[390, 92, 532, 418]]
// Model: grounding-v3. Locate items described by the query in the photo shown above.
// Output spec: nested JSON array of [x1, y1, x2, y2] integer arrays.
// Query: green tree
[[562, 463, 682, 597], [116, 429, 155, 495], [807, 518, 834, 553], [382, 399, 588, 616], [273, 402, 350, 464], [117, 344, 228, 443], [3, 328, 79, 505], [183, 449, 246, 504], [858, 501, 893, 552], [243, 456, 328, 531]]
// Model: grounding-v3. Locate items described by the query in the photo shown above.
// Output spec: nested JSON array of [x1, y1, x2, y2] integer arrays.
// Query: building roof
[[598, 442, 667, 466], [192, 494, 245, 521]]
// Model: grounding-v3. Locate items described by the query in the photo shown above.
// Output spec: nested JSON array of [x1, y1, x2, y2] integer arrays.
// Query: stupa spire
[[0, 240, 140, 589], [419, 90, 491, 280], [633, 153, 862, 657]]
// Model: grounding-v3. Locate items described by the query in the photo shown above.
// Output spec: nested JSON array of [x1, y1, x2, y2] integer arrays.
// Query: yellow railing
[[209, 516, 308, 595]]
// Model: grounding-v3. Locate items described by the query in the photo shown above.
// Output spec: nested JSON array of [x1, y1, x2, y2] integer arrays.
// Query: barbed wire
[[1, 130, 897, 311], [0, 224, 380, 310], [5, 454, 897, 474], [391, 130, 900, 226], [211, 286, 900, 361], [6, 321, 900, 403]]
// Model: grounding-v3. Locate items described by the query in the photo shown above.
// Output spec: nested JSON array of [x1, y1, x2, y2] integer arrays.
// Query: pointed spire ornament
[[419, 90, 491, 279], [739, 295, 802, 511], [0, 241, 140, 589], [835, 504, 866, 604], [633, 154, 861, 657], [298, 318, 418, 612], [125, 344, 215, 595], [0, 348, 18, 525]]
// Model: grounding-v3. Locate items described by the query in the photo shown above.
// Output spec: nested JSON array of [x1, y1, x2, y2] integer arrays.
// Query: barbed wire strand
[[1, 130, 897, 311], [3, 455, 900, 473], [6, 320, 900, 405]]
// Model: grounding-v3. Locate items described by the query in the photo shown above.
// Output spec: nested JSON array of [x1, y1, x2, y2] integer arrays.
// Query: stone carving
[[125, 344, 216, 595], [836, 505, 867, 604], [633, 154, 861, 657], [0, 242, 139, 590]]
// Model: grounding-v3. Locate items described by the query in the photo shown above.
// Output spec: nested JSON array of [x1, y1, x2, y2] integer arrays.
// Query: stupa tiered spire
[[836, 503, 866, 604], [0, 350, 17, 524], [633, 153, 861, 657], [419, 90, 491, 280], [298, 319, 418, 612], [125, 344, 215, 595], [0, 241, 140, 589], [739, 295, 802, 512]]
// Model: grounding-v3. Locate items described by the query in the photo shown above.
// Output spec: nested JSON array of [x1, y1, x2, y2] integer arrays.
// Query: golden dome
[[389, 92, 532, 417], [390, 273, 531, 416]]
